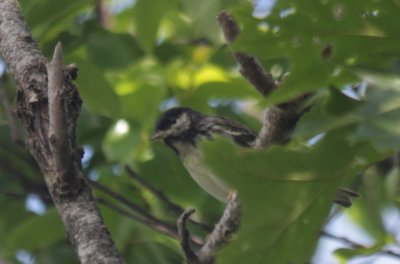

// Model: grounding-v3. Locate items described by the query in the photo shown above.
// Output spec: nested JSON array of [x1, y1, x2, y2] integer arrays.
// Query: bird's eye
[[169, 117, 177, 124]]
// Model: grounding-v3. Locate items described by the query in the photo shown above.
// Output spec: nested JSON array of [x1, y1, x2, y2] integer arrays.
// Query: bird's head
[[151, 107, 202, 143]]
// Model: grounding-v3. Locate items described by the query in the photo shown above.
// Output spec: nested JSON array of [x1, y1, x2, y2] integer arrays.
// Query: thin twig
[[125, 165, 213, 232], [125, 165, 183, 214], [177, 192, 242, 264], [0, 155, 48, 196], [217, 11, 277, 97], [234, 52, 277, 97], [89, 179, 176, 230], [47, 42, 70, 172], [178, 208, 199, 263], [0, 190, 52, 202], [90, 179, 206, 246], [217, 10, 309, 148], [97, 198, 204, 247], [321, 231, 365, 248], [94, 0, 110, 28], [216, 11, 240, 44], [321, 231, 400, 259], [97, 197, 146, 223], [0, 190, 28, 199]]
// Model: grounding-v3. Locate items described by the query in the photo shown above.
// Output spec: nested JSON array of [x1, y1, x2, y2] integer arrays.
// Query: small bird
[[151, 107, 359, 206], [151, 107, 256, 202]]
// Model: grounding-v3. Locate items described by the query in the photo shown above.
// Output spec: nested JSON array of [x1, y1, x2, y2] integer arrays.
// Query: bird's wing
[[202, 116, 257, 147]]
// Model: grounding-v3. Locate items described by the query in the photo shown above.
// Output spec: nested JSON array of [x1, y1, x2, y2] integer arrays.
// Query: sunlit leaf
[[194, 64, 229, 87], [182, 0, 222, 43]]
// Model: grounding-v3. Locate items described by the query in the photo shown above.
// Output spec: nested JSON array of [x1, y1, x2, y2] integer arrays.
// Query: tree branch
[[253, 95, 310, 148], [177, 192, 241, 264], [94, 0, 111, 28], [125, 165, 213, 232], [0, 1, 122, 263], [90, 179, 204, 247], [217, 10, 309, 149], [90, 180, 175, 230], [217, 11, 277, 97], [197, 192, 241, 263], [172, 10, 312, 263], [322, 231, 400, 259], [178, 208, 200, 263], [47, 42, 70, 172], [125, 165, 183, 214]]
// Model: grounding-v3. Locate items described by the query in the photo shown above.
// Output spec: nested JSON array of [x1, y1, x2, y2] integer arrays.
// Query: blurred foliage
[[0, 0, 400, 263]]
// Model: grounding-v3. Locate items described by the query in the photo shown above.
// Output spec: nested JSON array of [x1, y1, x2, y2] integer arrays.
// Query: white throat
[[172, 141, 230, 203]]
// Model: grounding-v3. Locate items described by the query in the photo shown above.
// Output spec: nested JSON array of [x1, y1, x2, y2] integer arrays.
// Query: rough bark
[[178, 192, 241, 264], [0, 1, 123, 263], [217, 10, 309, 148]]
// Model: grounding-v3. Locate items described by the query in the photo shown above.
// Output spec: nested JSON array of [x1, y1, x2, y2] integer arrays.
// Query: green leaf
[[21, 0, 90, 41], [119, 83, 165, 124], [74, 59, 121, 117], [102, 120, 140, 162], [232, 0, 400, 104], [86, 30, 143, 70], [200, 134, 383, 263], [34, 242, 79, 264], [133, 0, 177, 53], [295, 76, 400, 152], [0, 199, 29, 253], [346, 167, 387, 241], [126, 241, 181, 264], [138, 144, 212, 205], [181, 78, 260, 111], [386, 167, 400, 201], [7, 209, 64, 252], [295, 88, 363, 137], [182, 0, 222, 43], [335, 242, 384, 262]]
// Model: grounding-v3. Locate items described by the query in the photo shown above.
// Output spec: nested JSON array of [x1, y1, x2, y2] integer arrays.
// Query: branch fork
[[176, 10, 311, 263], [178, 192, 241, 264]]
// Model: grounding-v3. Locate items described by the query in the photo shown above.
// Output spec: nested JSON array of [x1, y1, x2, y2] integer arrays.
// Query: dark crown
[[155, 107, 197, 131]]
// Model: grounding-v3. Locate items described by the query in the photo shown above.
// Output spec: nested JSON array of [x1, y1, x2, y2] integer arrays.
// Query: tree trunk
[[0, 1, 123, 263]]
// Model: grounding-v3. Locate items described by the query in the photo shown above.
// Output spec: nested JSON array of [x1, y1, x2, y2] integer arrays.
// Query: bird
[[151, 107, 359, 206]]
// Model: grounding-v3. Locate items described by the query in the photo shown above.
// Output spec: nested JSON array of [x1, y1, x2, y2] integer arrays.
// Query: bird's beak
[[150, 131, 165, 141]]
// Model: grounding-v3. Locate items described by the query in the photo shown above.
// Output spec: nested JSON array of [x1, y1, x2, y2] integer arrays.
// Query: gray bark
[[0, 1, 123, 263]]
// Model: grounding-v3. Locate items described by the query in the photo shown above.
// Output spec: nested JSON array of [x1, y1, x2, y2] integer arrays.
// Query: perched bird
[[151, 107, 359, 206], [151, 107, 255, 202]]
